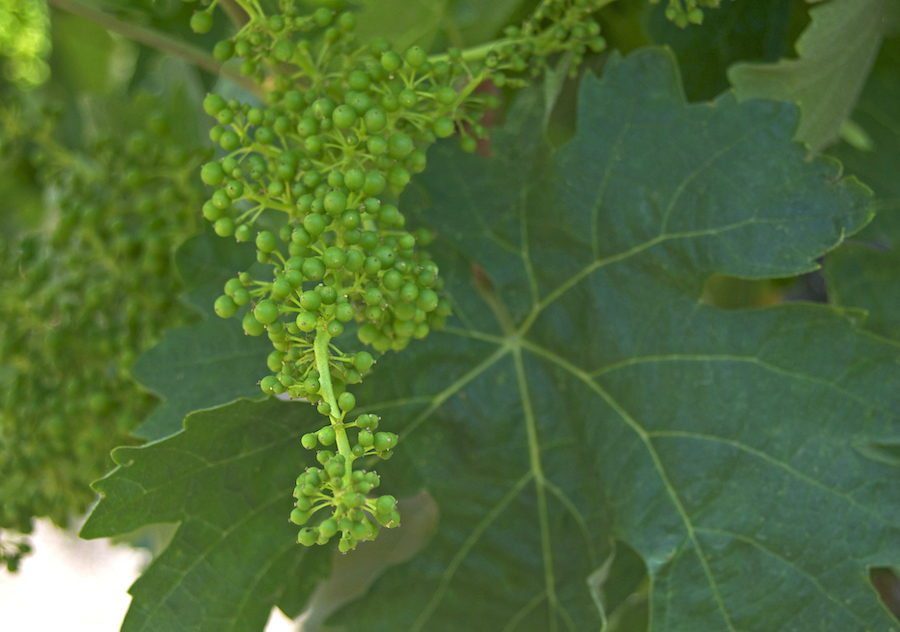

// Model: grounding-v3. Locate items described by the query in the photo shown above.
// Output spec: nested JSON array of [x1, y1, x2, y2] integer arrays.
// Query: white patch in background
[[0, 519, 297, 631]]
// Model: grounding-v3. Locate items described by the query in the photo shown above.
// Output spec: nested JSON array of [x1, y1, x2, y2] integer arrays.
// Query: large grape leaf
[[83, 47, 900, 632], [326, 48, 900, 631], [728, 0, 896, 153], [131, 229, 267, 441], [825, 37, 900, 340], [81, 399, 331, 631]]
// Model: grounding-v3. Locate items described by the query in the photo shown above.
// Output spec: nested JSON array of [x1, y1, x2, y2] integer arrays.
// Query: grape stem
[[313, 330, 353, 486]]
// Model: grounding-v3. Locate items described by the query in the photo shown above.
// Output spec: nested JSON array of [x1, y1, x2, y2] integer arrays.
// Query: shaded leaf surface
[[132, 229, 266, 441], [825, 37, 900, 340], [81, 399, 330, 632], [644, 0, 793, 102], [728, 0, 894, 153], [325, 49, 900, 631]]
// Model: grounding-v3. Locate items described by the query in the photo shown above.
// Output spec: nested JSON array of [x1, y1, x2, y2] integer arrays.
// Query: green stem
[[313, 330, 354, 486], [45, 0, 263, 97]]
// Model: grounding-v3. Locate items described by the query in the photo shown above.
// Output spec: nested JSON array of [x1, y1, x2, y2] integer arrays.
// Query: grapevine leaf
[[80, 399, 331, 631], [645, 0, 794, 101], [319, 48, 900, 631], [825, 37, 900, 340], [728, 0, 896, 153], [131, 230, 266, 441]]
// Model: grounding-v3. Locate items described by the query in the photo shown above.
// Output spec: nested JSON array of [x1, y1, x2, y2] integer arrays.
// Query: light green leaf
[[825, 37, 900, 339], [449, 0, 527, 45], [324, 48, 900, 631], [81, 399, 331, 631], [728, 0, 896, 153]]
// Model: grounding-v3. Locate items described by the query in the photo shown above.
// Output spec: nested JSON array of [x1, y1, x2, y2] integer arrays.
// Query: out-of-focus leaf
[[825, 37, 900, 339], [728, 0, 896, 153]]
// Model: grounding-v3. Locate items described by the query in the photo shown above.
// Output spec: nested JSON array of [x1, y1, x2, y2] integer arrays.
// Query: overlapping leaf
[[825, 37, 900, 340], [81, 399, 331, 632], [728, 0, 896, 153]]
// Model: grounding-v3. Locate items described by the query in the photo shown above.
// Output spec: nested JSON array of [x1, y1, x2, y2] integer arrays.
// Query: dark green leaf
[[81, 399, 331, 632], [323, 48, 899, 631], [825, 37, 900, 340], [131, 229, 266, 441], [644, 0, 793, 101], [728, 0, 895, 153]]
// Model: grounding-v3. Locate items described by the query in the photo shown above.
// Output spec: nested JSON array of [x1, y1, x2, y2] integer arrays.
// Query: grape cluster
[[194, 0, 607, 550], [649, 0, 722, 27], [0, 100, 208, 551]]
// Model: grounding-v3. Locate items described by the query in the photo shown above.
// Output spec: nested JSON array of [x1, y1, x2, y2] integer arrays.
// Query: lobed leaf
[[81, 399, 331, 632], [728, 0, 896, 154]]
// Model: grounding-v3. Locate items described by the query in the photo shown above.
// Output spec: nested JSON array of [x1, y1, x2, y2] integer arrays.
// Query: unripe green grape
[[318, 426, 336, 445], [338, 392, 356, 412], [353, 351, 374, 373], [381, 269, 403, 291], [232, 288, 250, 306], [300, 290, 321, 311], [358, 323, 379, 344], [260, 375, 279, 394], [373, 431, 398, 452], [363, 108, 387, 133], [296, 311, 318, 332], [327, 320, 344, 337], [381, 50, 401, 71], [235, 224, 252, 242], [335, 303, 354, 323], [389, 166, 411, 191], [270, 278, 292, 300], [298, 528, 317, 546], [376, 495, 396, 515], [303, 213, 327, 237], [213, 39, 234, 62], [214, 295, 238, 318], [435, 86, 456, 105], [305, 377, 321, 394], [317, 401, 331, 416], [387, 133, 414, 159], [201, 162, 225, 185], [302, 257, 326, 280], [290, 508, 309, 525], [204, 94, 227, 116], [305, 135, 323, 154], [404, 45, 426, 68], [253, 300, 280, 325], [319, 518, 338, 538], [435, 298, 452, 316], [366, 135, 388, 156], [202, 201, 223, 221], [324, 191, 347, 215], [433, 117, 455, 138], [322, 246, 346, 269], [219, 130, 240, 151], [358, 428, 374, 447], [344, 229, 362, 245], [332, 105, 356, 129], [378, 205, 401, 227], [285, 269, 304, 288], [399, 282, 419, 302], [212, 189, 232, 210], [317, 286, 337, 305], [225, 277, 243, 296], [256, 231, 277, 253], [413, 322, 429, 339], [296, 117, 317, 138], [398, 89, 417, 109], [313, 97, 336, 119], [214, 217, 235, 237], [340, 209, 361, 230], [344, 249, 365, 272], [267, 351, 284, 372]]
